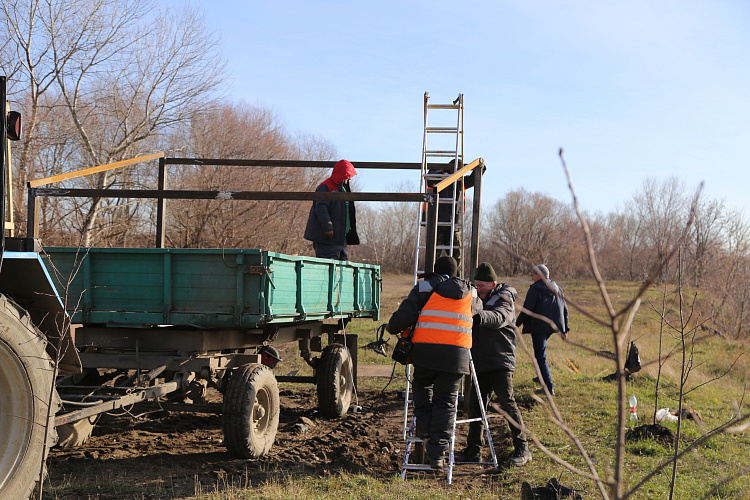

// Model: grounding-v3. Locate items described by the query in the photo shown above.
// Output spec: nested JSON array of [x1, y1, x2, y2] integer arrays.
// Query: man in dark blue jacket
[[516, 264, 569, 396], [455, 262, 531, 466]]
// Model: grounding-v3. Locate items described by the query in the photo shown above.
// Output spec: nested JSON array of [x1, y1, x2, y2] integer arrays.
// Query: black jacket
[[303, 180, 359, 246], [516, 279, 569, 336], [471, 284, 518, 372], [426, 168, 477, 223], [387, 273, 483, 375]]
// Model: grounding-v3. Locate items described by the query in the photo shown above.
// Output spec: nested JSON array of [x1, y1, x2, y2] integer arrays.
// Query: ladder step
[[427, 104, 460, 110], [425, 150, 457, 156], [419, 220, 463, 226], [455, 417, 484, 424], [417, 245, 464, 250], [425, 127, 460, 133], [401, 463, 448, 472]]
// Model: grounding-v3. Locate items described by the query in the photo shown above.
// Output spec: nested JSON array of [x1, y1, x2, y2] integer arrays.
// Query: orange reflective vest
[[412, 291, 474, 348]]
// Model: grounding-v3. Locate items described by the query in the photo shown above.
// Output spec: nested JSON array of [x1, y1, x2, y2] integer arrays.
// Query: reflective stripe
[[420, 309, 472, 322], [486, 295, 500, 307], [414, 322, 473, 335], [414, 329, 472, 348]]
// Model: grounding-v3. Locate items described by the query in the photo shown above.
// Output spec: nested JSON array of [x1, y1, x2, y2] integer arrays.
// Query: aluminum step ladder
[[399, 353, 498, 485]]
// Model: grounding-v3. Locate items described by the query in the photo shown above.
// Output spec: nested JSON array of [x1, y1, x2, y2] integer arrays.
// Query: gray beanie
[[474, 262, 497, 282], [533, 264, 550, 279]]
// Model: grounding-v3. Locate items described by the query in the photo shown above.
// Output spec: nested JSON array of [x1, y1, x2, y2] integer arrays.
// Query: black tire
[[0, 295, 59, 499], [56, 415, 98, 449], [222, 363, 279, 458], [317, 344, 354, 418]]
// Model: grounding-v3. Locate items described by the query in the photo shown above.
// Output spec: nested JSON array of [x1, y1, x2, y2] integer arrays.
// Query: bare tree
[[2, 0, 226, 245], [689, 196, 726, 287], [630, 177, 688, 281], [482, 188, 574, 276]]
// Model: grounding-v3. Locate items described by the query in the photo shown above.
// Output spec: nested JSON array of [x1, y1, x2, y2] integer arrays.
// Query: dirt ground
[[48, 383, 520, 498], [47, 275, 517, 498]]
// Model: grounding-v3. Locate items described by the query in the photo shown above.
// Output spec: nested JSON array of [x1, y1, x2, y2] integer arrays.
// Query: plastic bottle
[[629, 394, 638, 422]]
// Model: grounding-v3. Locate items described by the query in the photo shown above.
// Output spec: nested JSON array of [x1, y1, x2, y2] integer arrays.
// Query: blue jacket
[[516, 279, 569, 336]]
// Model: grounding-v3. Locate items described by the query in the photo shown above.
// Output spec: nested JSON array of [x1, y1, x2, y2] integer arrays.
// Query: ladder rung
[[427, 104, 460, 110], [425, 127, 460, 133], [417, 244, 464, 250], [455, 417, 484, 424], [425, 150, 457, 156], [401, 463, 447, 471]]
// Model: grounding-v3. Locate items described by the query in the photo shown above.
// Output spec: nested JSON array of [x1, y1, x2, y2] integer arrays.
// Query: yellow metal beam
[[29, 152, 165, 188], [434, 158, 483, 193]]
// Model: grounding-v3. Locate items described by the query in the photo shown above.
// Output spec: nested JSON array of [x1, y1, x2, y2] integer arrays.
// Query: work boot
[[509, 444, 532, 467], [547, 477, 582, 499], [429, 456, 445, 469], [454, 446, 481, 462], [521, 482, 535, 500], [535, 387, 555, 396]]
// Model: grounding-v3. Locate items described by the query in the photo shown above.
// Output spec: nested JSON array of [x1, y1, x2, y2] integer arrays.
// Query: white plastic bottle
[[629, 394, 638, 422]]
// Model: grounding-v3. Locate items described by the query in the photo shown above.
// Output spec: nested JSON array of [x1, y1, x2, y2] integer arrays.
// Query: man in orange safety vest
[[387, 256, 483, 469]]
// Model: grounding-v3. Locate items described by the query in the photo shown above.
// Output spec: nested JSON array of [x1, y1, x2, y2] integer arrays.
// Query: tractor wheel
[[222, 363, 279, 458], [0, 294, 59, 499], [317, 344, 354, 418], [56, 415, 98, 449]]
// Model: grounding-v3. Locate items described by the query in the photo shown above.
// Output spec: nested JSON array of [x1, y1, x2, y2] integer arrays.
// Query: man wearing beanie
[[387, 256, 482, 470], [304, 159, 359, 260], [455, 262, 531, 466], [516, 264, 569, 396]]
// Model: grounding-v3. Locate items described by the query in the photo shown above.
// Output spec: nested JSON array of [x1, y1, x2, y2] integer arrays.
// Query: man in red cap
[[304, 159, 360, 260]]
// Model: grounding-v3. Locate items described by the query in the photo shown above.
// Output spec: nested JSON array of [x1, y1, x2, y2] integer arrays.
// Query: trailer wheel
[[222, 363, 279, 458], [0, 295, 59, 499], [317, 344, 354, 418], [56, 415, 98, 449]]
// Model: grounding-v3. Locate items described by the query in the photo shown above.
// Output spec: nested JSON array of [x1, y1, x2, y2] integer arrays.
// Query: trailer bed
[[42, 248, 380, 328]]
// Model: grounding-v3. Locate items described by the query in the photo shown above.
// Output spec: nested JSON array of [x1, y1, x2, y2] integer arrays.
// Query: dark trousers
[[313, 242, 348, 260], [412, 365, 463, 460], [532, 331, 554, 392], [466, 369, 527, 451]]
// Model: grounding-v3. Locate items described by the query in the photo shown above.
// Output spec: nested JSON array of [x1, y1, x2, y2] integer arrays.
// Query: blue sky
[[179, 0, 750, 216]]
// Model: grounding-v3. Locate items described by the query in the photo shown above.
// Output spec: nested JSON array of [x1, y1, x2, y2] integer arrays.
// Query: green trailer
[[42, 246, 381, 459]]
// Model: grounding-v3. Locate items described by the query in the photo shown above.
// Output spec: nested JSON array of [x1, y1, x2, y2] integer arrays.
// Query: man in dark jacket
[[425, 159, 482, 275], [387, 256, 483, 469], [455, 262, 531, 466], [516, 264, 569, 396], [304, 159, 359, 260]]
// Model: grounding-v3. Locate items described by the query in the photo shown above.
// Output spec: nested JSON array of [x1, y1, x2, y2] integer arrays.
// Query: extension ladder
[[400, 91, 470, 475], [411, 92, 466, 281], [399, 353, 498, 485]]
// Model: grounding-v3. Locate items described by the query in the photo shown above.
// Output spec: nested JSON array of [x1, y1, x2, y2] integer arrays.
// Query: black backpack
[[625, 341, 641, 373]]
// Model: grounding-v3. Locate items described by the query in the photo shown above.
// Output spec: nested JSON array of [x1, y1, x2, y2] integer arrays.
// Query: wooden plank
[[29, 152, 165, 187]]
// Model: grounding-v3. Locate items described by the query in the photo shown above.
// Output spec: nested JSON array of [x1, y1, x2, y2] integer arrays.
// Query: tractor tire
[[222, 363, 279, 458], [317, 344, 354, 418], [0, 294, 59, 499], [56, 415, 98, 449]]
